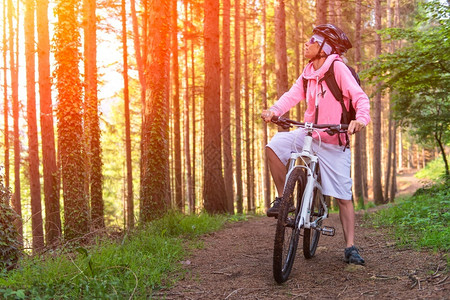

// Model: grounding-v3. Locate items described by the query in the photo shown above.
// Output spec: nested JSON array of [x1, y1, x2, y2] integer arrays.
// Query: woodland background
[[0, 0, 448, 252]]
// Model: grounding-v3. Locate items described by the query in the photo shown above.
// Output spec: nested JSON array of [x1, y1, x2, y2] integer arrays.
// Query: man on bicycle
[[261, 24, 370, 265]]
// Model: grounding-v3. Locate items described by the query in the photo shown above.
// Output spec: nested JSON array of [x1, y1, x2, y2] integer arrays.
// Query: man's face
[[304, 36, 322, 59]]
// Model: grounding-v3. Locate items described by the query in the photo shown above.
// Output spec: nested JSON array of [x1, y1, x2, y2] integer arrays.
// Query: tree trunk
[[294, 0, 300, 79], [261, 0, 271, 209], [37, 0, 61, 244], [316, 0, 327, 24], [222, 0, 234, 214], [328, 0, 335, 24], [373, 0, 384, 204], [435, 133, 449, 176], [294, 0, 301, 122], [55, 0, 89, 240], [384, 117, 393, 202], [274, 0, 289, 129], [243, 0, 253, 212], [130, 0, 146, 109], [398, 129, 403, 170], [3, 0, 10, 191], [390, 120, 397, 202], [384, 0, 395, 203], [353, 0, 365, 208], [191, 18, 197, 213], [121, 0, 134, 229], [172, 0, 183, 211], [8, 0, 22, 243], [235, 0, 243, 213], [84, 0, 104, 228], [184, 0, 193, 214], [25, 0, 44, 251], [203, 0, 227, 213], [140, 0, 171, 222]]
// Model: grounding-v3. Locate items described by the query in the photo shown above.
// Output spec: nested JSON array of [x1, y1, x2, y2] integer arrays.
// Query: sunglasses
[[308, 36, 323, 45]]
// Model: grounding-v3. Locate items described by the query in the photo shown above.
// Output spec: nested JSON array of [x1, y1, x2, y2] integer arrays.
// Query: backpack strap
[[302, 76, 308, 96], [322, 60, 351, 125]]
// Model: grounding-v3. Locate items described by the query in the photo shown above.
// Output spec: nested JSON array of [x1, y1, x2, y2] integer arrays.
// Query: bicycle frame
[[284, 125, 328, 231]]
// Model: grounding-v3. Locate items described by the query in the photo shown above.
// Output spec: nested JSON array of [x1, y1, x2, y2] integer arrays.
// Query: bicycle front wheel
[[273, 167, 307, 284], [303, 168, 325, 259]]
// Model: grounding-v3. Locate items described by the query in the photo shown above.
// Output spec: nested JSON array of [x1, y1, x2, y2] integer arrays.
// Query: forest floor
[[161, 171, 448, 299]]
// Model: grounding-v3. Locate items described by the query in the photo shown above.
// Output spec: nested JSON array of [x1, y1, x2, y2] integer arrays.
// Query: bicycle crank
[[320, 226, 336, 236]]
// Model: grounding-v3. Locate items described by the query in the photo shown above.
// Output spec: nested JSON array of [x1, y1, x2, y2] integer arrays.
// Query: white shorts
[[266, 129, 353, 200]]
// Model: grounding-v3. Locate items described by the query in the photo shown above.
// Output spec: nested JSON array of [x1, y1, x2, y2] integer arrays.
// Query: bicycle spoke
[[273, 168, 306, 284]]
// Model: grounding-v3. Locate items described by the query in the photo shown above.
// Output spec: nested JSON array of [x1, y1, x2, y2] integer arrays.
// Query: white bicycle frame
[[283, 123, 329, 231]]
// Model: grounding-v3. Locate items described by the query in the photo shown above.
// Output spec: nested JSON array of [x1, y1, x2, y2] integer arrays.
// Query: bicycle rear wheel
[[303, 167, 325, 259], [273, 167, 307, 284]]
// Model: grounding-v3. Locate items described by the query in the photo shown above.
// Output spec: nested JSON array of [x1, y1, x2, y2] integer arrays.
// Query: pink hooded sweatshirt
[[270, 54, 371, 145]]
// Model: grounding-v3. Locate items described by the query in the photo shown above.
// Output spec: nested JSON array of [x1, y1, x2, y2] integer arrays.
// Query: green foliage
[[0, 175, 21, 272], [367, 183, 449, 251], [362, 1, 450, 167], [415, 155, 450, 181], [0, 212, 227, 299], [149, 210, 227, 238]]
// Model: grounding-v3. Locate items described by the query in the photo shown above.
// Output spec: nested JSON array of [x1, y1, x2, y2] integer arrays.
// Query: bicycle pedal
[[321, 226, 335, 236]]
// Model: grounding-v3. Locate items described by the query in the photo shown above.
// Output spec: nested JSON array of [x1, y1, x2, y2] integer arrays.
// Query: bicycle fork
[[294, 165, 336, 237]]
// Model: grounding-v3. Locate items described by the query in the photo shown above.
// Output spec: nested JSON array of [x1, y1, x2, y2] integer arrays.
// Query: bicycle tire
[[303, 166, 325, 259], [273, 167, 307, 284]]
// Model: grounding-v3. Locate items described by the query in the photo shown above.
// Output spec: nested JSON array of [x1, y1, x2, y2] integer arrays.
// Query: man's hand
[[261, 110, 275, 123], [348, 120, 366, 135]]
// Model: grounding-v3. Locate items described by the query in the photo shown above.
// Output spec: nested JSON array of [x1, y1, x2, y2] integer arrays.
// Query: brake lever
[[272, 119, 291, 129]]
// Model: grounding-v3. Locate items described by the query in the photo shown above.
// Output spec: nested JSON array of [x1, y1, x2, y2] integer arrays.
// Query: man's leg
[[266, 147, 286, 196], [337, 198, 365, 265], [265, 147, 288, 217], [336, 198, 355, 247]]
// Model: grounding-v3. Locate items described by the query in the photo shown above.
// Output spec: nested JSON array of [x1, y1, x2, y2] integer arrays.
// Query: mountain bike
[[270, 116, 349, 284]]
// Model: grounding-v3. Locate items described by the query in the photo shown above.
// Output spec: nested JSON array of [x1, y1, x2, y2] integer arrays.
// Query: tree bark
[[55, 0, 89, 240], [8, 0, 22, 243], [316, 0, 327, 24], [122, 0, 134, 229], [274, 0, 289, 129], [25, 0, 44, 251], [353, 0, 365, 208], [234, 0, 243, 213], [203, 0, 227, 213], [191, 15, 197, 213], [243, 0, 253, 212], [83, 0, 104, 228], [373, 0, 384, 204], [37, 0, 61, 244], [172, 0, 183, 211], [261, 0, 271, 209], [140, 0, 171, 222], [184, 0, 193, 214], [3, 0, 9, 191], [384, 0, 395, 203], [435, 133, 449, 176], [222, 0, 234, 214], [130, 0, 146, 109]]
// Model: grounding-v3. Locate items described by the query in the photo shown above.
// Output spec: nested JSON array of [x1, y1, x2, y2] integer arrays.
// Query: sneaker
[[344, 245, 365, 265], [266, 197, 282, 217], [266, 197, 295, 218]]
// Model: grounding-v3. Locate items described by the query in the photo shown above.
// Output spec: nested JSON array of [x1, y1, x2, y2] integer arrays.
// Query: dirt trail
[[162, 175, 447, 299]]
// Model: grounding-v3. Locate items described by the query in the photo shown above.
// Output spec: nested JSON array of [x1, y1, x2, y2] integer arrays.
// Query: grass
[[365, 182, 449, 252], [0, 211, 228, 299], [415, 155, 449, 182]]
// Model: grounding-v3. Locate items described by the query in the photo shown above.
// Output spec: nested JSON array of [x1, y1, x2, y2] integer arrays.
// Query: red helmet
[[313, 24, 352, 55]]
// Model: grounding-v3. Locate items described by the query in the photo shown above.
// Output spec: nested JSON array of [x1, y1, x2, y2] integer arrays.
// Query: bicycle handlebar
[[270, 116, 348, 135]]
